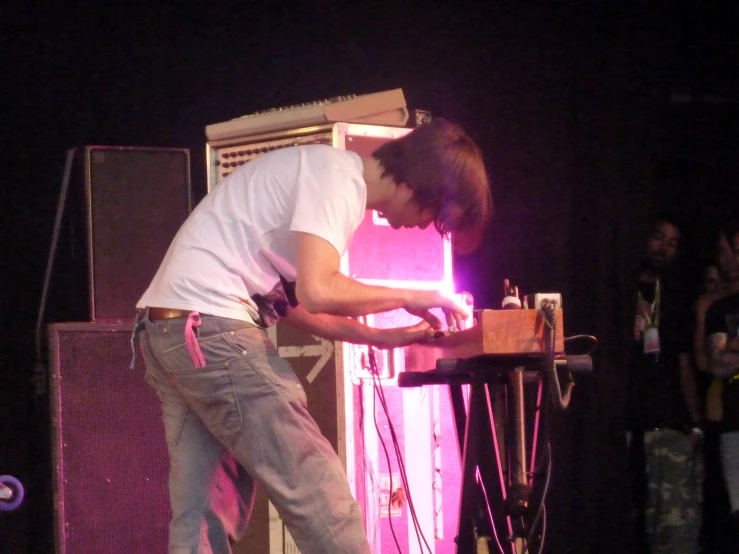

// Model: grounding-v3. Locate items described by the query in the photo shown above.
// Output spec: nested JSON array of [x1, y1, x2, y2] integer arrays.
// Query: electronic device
[[205, 88, 409, 141]]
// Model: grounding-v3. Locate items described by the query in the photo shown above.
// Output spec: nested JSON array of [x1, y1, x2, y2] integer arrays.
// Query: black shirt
[[624, 278, 692, 431]]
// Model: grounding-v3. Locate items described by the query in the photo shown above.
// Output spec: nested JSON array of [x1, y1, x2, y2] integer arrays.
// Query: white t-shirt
[[137, 145, 367, 325]]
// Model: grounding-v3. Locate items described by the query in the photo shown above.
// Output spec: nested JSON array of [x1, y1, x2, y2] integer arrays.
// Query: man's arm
[[281, 304, 434, 348], [295, 232, 467, 328], [707, 332, 739, 377], [679, 352, 703, 425], [693, 294, 718, 373]]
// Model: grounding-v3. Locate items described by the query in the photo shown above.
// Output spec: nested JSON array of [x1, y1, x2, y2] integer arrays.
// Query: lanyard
[[637, 279, 660, 328]]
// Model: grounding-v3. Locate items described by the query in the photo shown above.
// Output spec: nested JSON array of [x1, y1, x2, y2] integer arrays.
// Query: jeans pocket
[[169, 361, 244, 448]]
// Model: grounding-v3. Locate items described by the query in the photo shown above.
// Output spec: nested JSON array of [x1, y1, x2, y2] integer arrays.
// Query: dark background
[[2, 2, 738, 553]]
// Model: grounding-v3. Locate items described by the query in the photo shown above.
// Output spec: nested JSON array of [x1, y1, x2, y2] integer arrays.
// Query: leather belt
[[148, 307, 192, 320]]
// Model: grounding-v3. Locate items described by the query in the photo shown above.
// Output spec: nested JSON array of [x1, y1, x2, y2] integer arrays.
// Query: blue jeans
[[137, 312, 369, 554]]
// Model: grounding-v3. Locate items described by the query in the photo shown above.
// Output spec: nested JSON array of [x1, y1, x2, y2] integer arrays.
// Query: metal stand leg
[[449, 368, 537, 554], [453, 378, 512, 554], [507, 369, 530, 553]]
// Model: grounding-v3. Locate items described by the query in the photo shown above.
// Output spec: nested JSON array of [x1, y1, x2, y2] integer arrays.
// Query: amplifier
[[208, 127, 335, 182], [46, 146, 191, 322], [47, 322, 169, 554]]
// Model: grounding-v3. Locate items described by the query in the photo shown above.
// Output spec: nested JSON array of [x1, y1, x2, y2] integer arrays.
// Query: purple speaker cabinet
[[47, 321, 169, 554]]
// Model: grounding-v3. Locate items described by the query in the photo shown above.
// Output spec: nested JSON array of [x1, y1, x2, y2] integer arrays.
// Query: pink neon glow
[[337, 125, 465, 553]]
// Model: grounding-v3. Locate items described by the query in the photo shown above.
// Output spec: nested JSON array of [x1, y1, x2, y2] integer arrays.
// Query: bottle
[[502, 279, 522, 310]]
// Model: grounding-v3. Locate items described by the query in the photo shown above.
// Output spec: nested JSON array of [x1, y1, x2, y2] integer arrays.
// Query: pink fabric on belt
[[184, 312, 206, 368]]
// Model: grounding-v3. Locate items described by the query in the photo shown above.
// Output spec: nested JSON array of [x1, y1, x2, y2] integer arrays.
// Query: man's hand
[[405, 290, 470, 331], [688, 428, 704, 451], [367, 321, 436, 349], [707, 332, 739, 377]]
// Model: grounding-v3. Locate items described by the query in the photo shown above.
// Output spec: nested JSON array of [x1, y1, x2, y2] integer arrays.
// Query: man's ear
[[397, 182, 415, 203]]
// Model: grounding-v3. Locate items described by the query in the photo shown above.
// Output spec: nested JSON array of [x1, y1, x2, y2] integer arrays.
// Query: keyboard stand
[[399, 354, 590, 554]]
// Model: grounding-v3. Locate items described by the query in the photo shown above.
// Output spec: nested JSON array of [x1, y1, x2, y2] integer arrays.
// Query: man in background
[[704, 220, 739, 552], [625, 214, 703, 554]]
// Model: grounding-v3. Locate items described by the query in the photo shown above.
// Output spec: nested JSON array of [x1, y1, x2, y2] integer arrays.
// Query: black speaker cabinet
[[47, 322, 169, 553], [49, 146, 191, 322]]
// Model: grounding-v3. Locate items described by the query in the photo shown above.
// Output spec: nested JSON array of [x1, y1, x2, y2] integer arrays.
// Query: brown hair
[[372, 118, 492, 252]]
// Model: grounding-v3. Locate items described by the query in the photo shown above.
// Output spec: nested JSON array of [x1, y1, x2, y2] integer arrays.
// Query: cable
[[370, 375, 403, 553], [516, 385, 552, 554], [563, 334, 599, 355], [522, 316, 565, 554], [373, 373, 427, 553], [563, 334, 598, 344], [475, 466, 507, 554], [369, 349, 434, 554], [359, 381, 384, 546], [372, 369, 430, 554], [370, 350, 432, 553], [541, 300, 575, 409], [506, 303, 586, 553], [517, 375, 547, 554], [520, 442, 553, 554], [520, 301, 571, 554], [34, 148, 76, 396]]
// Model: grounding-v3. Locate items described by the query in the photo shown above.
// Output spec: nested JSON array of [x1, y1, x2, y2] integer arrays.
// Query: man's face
[[380, 183, 436, 230], [644, 221, 680, 271]]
